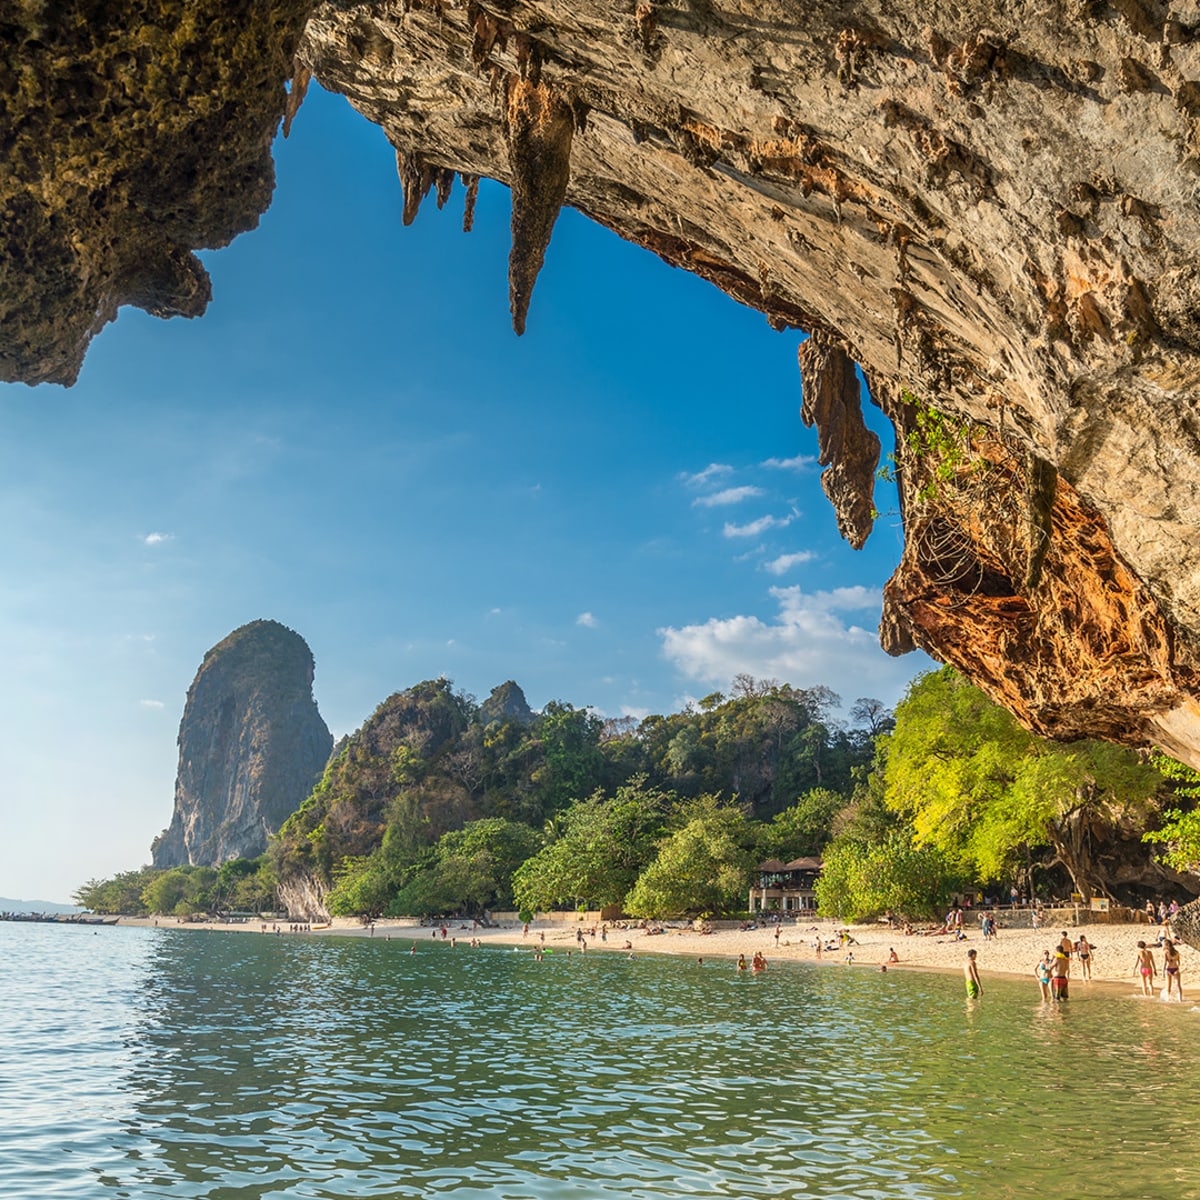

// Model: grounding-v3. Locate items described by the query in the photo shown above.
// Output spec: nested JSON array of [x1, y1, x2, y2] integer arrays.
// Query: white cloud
[[763, 454, 818, 472], [142, 532, 173, 546], [679, 463, 733, 488], [693, 486, 764, 508], [723, 513, 795, 538], [659, 585, 927, 708], [576, 611, 599, 628], [763, 550, 817, 575], [620, 704, 650, 720], [139, 699, 165, 709]]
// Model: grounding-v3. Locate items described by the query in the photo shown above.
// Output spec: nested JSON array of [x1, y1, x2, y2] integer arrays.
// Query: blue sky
[[0, 86, 930, 902]]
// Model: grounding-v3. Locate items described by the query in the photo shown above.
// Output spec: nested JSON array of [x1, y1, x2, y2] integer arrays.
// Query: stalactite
[[503, 76, 574, 335]]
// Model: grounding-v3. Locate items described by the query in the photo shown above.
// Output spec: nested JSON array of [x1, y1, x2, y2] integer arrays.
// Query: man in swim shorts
[[1050, 947, 1069, 1000], [964, 948, 982, 998]]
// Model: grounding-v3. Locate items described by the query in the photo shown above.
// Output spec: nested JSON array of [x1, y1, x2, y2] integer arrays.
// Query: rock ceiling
[[3, 0, 1200, 766]]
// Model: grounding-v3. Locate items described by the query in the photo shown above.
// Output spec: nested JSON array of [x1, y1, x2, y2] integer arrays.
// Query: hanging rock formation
[[152, 620, 333, 868], [4, 1, 1200, 772]]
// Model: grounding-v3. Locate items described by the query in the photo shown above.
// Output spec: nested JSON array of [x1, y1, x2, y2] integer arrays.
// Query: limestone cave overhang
[[3, 0, 1200, 766]]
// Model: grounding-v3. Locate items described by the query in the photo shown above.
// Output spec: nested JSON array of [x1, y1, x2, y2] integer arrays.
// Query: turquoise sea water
[[1, 922, 1197, 1200]]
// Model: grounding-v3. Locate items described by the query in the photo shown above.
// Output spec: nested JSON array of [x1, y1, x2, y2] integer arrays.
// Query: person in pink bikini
[[1133, 941, 1157, 996]]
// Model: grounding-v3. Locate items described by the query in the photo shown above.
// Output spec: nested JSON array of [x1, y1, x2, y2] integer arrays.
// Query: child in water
[[964, 948, 982, 998]]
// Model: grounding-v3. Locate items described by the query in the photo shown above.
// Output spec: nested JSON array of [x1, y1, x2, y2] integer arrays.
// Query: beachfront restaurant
[[748, 857, 823, 913]]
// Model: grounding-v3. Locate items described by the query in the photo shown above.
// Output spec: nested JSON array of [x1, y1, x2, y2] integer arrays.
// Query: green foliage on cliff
[[85, 666, 1196, 922], [261, 674, 881, 918]]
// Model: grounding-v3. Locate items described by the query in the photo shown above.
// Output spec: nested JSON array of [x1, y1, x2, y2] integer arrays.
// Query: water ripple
[[2, 925, 1199, 1199]]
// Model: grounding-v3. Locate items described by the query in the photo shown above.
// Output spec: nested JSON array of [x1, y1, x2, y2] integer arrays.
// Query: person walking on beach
[[1035, 950, 1052, 1000], [1134, 941, 1157, 996], [964, 948, 982, 999], [1163, 938, 1184, 1001]]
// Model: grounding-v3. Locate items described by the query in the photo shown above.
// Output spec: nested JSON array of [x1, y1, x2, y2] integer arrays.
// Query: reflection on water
[[2, 924, 1197, 1199]]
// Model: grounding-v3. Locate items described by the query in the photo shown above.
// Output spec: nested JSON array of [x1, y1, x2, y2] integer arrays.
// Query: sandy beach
[[122, 909, 1197, 999]]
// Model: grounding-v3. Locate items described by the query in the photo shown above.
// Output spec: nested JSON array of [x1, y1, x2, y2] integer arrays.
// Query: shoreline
[[118, 912, 1197, 999]]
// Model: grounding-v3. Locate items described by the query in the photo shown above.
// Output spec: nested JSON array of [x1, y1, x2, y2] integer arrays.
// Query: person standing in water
[[1050, 945, 1070, 1000], [1074, 933, 1093, 981], [1133, 941, 1157, 996], [1162, 938, 1184, 1001], [964, 948, 983, 999], [1035, 950, 1052, 1001]]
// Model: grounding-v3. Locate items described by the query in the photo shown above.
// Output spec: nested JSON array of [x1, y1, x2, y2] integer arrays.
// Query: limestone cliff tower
[[152, 620, 333, 867]]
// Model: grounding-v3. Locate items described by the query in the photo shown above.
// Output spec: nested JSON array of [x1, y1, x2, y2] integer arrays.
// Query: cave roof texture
[[4, 0, 1200, 767]]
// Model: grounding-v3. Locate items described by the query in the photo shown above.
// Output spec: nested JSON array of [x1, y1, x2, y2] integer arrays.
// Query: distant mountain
[[0, 897, 81, 914]]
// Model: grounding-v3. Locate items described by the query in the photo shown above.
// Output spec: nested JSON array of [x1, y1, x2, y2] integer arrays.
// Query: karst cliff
[[4, 1, 1200, 768], [152, 619, 333, 868]]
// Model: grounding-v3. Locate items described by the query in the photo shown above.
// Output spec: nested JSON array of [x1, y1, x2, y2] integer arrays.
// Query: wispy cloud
[[659, 585, 928, 708], [139, 699, 165, 709], [142, 532, 173, 546], [620, 704, 650, 720], [576, 611, 599, 629], [722, 512, 795, 538], [693, 486, 764, 508], [763, 550, 816, 575], [679, 463, 733, 488], [762, 454, 817, 472]]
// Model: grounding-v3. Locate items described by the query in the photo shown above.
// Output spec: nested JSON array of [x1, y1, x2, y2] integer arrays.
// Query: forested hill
[[267, 677, 879, 916], [76, 670, 1200, 923]]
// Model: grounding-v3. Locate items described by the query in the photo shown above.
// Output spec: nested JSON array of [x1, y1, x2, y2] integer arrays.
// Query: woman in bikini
[[1034, 950, 1052, 1001], [1162, 938, 1184, 1001], [1133, 940, 1156, 996], [1074, 933, 1093, 981]]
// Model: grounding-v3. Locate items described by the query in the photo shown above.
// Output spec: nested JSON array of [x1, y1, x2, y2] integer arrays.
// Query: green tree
[[390, 818, 541, 917], [74, 867, 162, 915], [814, 832, 960, 921], [511, 777, 672, 912], [884, 667, 1163, 899], [1144, 755, 1200, 874], [758, 787, 846, 860], [624, 796, 755, 917]]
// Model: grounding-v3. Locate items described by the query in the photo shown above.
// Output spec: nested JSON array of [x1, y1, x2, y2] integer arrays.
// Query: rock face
[[152, 620, 333, 867], [0, 0, 310, 385], [5, 1, 1200, 768], [479, 680, 536, 727]]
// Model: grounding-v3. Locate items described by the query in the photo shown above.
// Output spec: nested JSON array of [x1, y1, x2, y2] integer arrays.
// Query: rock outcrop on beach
[[5, 1, 1200, 767], [152, 620, 333, 868]]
